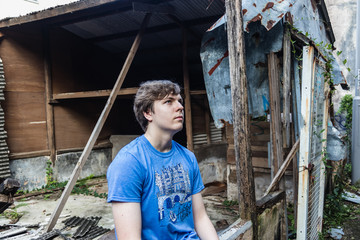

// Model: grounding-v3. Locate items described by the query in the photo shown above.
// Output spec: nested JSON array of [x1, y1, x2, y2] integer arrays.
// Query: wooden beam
[[296, 46, 315, 239], [182, 29, 193, 151], [52, 87, 139, 100], [0, 0, 120, 28], [204, 97, 211, 144], [45, 13, 152, 232], [268, 51, 287, 240], [52, 88, 205, 101], [43, 27, 56, 165], [225, 0, 257, 234], [263, 140, 299, 196], [9, 150, 51, 160], [268, 52, 283, 178], [283, 26, 291, 148], [189, 90, 206, 95]]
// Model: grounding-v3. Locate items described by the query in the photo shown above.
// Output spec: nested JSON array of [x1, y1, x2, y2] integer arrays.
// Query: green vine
[[338, 94, 353, 134], [46, 160, 56, 186]]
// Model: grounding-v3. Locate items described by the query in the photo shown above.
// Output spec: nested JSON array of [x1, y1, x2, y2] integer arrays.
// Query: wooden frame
[[296, 46, 315, 238]]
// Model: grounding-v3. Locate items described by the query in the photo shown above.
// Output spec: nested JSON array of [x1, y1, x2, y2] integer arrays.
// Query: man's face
[[145, 93, 184, 135]]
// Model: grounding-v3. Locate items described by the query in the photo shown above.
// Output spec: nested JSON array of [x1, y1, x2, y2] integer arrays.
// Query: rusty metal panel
[[242, 0, 296, 32], [200, 17, 283, 128]]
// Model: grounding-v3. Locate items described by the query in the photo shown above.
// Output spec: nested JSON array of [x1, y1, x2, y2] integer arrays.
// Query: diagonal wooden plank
[[45, 13, 152, 232], [263, 139, 300, 197]]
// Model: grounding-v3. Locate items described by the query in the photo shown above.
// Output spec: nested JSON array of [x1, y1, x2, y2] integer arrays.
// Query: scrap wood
[[263, 139, 300, 197], [0, 226, 27, 238], [202, 182, 227, 197]]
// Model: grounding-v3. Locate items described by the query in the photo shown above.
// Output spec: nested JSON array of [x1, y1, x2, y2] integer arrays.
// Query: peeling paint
[[246, 13, 263, 32], [208, 50, 229, 76], [201, 37, 215, 49], [267, 20, 276, 29], [200, 20, 283, 128], [262, 2, 274, 12]]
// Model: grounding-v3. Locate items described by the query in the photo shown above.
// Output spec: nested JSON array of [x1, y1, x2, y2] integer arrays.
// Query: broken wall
[[10, 148, 111, 191]]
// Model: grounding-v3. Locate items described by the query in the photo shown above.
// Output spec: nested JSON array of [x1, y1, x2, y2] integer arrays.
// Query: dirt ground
[[0, 177, 238, 239], [338, 201, 360, 240]]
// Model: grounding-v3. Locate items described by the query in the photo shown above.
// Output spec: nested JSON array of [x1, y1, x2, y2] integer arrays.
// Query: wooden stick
[[263, 139, 299, 197], [225, 0, 257, 232], [45, 13, 152, 232], [52, 87, 139, 100], [268, 52, 283, 181], [43, 27, 56, 165], [283, 26, 291, 148], [182, 29, 194, 151]]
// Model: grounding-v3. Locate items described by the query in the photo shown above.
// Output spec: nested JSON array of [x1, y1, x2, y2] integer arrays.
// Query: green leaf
[[337, 50, 342, 56], [343, 59, 347, 65]]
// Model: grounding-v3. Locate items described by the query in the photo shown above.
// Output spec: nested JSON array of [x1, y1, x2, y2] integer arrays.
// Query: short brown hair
[[134, 80, 181, 131]]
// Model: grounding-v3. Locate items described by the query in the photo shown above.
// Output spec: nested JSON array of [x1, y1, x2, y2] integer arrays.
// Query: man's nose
[[176, 101, 184, 111]]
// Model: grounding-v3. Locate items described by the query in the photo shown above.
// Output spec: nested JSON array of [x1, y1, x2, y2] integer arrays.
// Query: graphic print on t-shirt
[[155, 163, 192, 224]]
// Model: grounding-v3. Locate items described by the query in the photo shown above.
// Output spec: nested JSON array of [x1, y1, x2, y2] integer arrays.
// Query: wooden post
[[182, 29, 194, 151], [225, 0, 257, 236], [268, 52, 287, 239], [43, 27, 56, 165], [204, 97, 211, 144], [297, 46, 315, 239], [283, 26, 291, 148], [45, 13, 152, 232], [268, 52, 284, 179]]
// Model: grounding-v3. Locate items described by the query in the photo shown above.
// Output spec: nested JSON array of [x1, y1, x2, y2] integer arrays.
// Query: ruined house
[[0, 0, 347, 239]]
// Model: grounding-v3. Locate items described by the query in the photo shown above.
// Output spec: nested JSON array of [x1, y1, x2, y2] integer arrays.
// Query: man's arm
[[112, 202, 142, 240], [192, 193, 219, 240]]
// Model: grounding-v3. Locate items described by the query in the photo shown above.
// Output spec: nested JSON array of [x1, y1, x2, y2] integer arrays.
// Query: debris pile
[[0, 178, 20, 214], [0, 216, 111, 239]]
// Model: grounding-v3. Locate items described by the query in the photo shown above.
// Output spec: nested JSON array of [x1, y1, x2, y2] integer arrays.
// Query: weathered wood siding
[[0, 26, 48, 155]]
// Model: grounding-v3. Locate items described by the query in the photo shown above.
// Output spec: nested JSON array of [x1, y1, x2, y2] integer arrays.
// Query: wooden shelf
[[51, 88, 207, 101]]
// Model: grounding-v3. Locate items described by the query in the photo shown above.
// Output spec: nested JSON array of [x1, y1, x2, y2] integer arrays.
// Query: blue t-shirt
[[107, 135, 205, 240]]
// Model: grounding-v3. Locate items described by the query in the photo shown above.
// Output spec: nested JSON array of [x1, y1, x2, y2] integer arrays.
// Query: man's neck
[[144, 129, 173, 153]]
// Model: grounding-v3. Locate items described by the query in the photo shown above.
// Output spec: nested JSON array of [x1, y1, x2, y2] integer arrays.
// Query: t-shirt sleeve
[[107, 151, 145, 203], [190, 152, 205, 195]]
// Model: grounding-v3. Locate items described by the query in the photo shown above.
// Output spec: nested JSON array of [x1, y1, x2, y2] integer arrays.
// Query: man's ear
[[143, 110, 152, 122]]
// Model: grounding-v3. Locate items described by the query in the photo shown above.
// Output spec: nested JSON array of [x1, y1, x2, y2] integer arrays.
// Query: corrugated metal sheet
[[200, 18, 283, 128], [61, 0, 224, 53], [200, 0, 344, 128], [242, 0, 296, 32], [0, 58, 11, 179]]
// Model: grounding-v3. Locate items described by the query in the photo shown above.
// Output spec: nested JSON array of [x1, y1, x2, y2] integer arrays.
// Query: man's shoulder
[[173, 141, 196, 158], [113, 136, 147, 160]]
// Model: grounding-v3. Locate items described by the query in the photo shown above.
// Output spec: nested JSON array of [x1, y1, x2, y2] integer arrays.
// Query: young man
[[107, 80, 219, 239]]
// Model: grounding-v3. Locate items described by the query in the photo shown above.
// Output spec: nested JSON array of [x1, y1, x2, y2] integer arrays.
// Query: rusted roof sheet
[[200, 20, 283, 128], [201, 0, 344, 128], [242, 0, 296, 32]]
